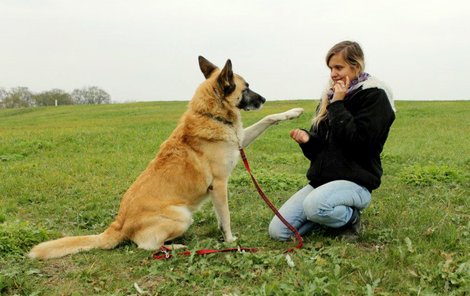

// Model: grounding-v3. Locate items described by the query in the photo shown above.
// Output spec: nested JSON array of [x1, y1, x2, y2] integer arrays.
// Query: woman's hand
[[332, 76, 350, 101], [290, 129, 310, 144]]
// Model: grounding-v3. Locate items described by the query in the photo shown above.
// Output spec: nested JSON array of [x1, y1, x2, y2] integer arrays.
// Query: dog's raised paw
[[284, 108, 304, 119]]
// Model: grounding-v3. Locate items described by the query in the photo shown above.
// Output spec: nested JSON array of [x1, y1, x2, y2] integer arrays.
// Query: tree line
[[0, 86, 111, 109]]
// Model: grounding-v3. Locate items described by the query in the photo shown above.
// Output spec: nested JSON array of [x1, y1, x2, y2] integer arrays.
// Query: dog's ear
[[198, 56, 218, 79], [218, 59, 236, 96]]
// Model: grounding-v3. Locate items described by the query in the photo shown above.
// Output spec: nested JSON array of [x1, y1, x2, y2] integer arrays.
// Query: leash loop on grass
[[153, 148, 303, 260], [153, 246, 258, 260]]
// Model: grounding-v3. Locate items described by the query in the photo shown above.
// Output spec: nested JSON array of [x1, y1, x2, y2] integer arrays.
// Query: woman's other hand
[[290, 129, 310, 144]]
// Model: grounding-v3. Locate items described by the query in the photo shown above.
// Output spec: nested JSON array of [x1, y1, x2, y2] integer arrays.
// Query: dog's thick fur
[[28, 57, 303, 259]]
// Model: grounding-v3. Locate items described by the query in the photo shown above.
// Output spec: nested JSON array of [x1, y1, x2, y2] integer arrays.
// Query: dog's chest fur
[[201, 122, 243, 178]]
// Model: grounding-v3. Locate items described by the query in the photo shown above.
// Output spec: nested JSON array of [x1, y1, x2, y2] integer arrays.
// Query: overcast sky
[[1, 0, 469, 102]]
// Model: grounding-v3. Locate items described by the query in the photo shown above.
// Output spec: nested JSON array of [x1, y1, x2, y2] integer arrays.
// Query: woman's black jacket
[[299, 86, 395, 192]]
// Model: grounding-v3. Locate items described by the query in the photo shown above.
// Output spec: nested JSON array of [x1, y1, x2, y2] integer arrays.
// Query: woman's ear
[[351, 66, 361, 80]]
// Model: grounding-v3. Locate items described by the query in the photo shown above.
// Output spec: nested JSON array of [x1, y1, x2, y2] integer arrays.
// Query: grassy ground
[[0, 100, 469, 295]]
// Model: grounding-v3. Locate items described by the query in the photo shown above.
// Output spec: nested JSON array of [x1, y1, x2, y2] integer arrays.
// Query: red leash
[[239, 148, 303, 252], [153, 246, 258, 260], [153, 148, 302, 260]]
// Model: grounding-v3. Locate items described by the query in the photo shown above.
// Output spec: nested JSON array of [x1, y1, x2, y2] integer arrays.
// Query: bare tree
[[0, 87, 7, 108], [71, 86, 111, 105], [2, 87, 34, 108]]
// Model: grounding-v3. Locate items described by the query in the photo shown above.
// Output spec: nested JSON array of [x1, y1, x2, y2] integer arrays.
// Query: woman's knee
[[302, 193, 323, 222], [268, 218, 291, 241]]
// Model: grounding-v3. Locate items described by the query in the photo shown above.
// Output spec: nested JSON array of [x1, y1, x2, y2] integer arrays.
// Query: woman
[[269, 41, 395, 241]]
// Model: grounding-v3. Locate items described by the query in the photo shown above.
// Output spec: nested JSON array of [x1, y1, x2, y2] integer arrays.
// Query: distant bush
[[33, 89, 74, 106], [0, 86, 111, 108]]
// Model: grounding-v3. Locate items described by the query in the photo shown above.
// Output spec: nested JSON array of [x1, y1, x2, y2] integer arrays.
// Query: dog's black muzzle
[[237, 88, 266, 111]]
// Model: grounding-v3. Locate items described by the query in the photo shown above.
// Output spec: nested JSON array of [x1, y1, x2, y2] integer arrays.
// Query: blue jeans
[[268, 180, 371, 241]]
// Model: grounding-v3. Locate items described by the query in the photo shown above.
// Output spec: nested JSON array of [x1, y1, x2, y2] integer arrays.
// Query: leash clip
[[163, 249, 171, 259], [158, 246, 172, 259]]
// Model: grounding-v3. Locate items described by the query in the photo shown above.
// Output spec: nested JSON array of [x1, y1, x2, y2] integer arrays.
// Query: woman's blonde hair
[[312, 41, 365, 127]]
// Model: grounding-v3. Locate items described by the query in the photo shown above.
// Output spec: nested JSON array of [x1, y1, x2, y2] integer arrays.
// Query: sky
[[1, 0, 469, 102]]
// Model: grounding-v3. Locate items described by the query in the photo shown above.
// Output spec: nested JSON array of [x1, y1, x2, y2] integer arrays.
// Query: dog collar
[[198, 112, 233, 126]]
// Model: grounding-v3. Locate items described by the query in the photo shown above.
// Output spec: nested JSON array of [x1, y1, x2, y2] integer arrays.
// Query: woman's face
[[328, 53, 358, 84]]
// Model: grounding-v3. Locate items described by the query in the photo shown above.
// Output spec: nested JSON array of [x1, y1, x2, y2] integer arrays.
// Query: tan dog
[[28, 56, 303, 259]]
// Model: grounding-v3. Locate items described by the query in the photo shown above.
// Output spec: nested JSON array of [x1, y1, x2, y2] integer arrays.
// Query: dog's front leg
[[241, 108, 304, 148], [210, 178, 236, 242]]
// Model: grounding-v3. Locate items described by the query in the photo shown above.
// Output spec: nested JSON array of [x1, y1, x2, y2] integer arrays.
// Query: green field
[[1, 100, 469, 295]]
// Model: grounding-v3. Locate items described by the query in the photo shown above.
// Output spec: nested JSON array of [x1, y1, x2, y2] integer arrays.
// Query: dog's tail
[[28, 223, 125, 260]]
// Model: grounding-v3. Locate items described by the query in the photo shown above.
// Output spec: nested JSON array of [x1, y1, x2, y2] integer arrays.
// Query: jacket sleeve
[[326, 88, 395, 150], [295, 102, 324, 160], [298, 128, 323, 160]]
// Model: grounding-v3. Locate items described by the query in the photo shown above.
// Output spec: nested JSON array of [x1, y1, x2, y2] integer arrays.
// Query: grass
[[0, 100, 469, 295]]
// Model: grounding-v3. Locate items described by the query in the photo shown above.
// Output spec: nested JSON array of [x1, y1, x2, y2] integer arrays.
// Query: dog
[[28, 56, 304, 259]]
